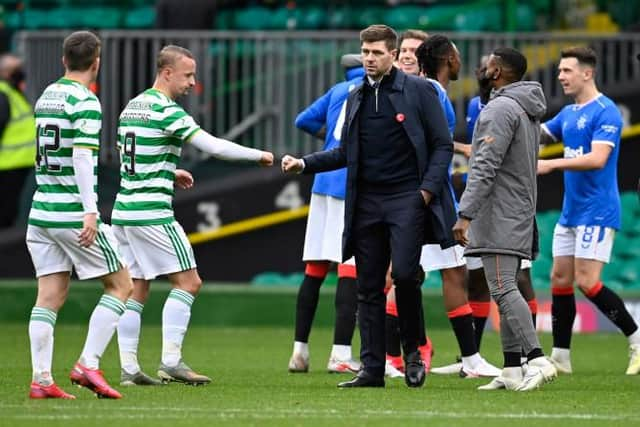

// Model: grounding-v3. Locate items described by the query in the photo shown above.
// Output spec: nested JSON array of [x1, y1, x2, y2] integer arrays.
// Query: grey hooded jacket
[[458, 81, 547, 259]]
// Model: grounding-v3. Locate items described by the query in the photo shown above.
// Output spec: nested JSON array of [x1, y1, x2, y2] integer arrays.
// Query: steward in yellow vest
[[0, 54, 36, 227]]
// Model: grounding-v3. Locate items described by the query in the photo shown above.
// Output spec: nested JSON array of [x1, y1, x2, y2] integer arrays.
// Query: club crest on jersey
[[576, 114, 588, 130]]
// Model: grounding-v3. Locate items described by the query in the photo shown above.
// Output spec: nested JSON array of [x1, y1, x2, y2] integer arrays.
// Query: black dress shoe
[[337, 370, 385, 388], [404, 351, 426, 387]]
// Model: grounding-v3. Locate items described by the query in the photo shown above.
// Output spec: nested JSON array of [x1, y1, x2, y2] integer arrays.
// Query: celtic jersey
[[111, 88, 200, 226], [28, 78, 101, 228]]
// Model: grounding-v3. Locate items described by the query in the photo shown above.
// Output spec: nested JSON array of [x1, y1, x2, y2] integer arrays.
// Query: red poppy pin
[[396, 113, 405, 123]]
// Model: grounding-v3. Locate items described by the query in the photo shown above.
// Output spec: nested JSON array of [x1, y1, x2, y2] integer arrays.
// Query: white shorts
[[420, 244, 466, 272], [26, 224, 123, 280], [466, 256, 532, 271], [552, 224, 615, 263], [302, 193, 345, 263], [113, 221, 197, 280]]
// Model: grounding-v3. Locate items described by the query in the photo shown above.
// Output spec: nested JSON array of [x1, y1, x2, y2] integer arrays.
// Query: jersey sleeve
[[163, 107, 201, 141], [295, 88, 332, 135], [70, 95, 102, 149], [466, 97, 480, 142], [443, 97, 456, 137], [591, 105, 622, 147], [541, 109, 563, 141]]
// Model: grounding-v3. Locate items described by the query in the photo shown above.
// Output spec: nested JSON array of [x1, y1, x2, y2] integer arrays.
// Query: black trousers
[[0, 167, 31, 228], [352, 189, 425, 378]]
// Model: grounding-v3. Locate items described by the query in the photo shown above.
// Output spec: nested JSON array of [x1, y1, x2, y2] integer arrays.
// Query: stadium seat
[[123, 6, 155, 29], [383, 6, 428, 30], [327, 7, 357, 29], [353, 7, 385, 29], [214, 9, 235, 30], [233, 6, 272, 31], [453, 6, 502, 32], [77, 7, 122, 29], [22, 9, 51, 29], [297, 7, 328, 30]]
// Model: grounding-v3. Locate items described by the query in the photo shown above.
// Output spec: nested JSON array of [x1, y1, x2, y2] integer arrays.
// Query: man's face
[[397, 38, 423, 76], [475, 56, 491, 96], [166, 55, 197, 99], [361, 41, 396, 80], [483, 54, 501, 89], [449, 43, 462, 81], [557, 57, 590, 97]]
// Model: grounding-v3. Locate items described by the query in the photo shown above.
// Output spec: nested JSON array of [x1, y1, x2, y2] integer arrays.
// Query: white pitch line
[[1, 405, 638, 422]]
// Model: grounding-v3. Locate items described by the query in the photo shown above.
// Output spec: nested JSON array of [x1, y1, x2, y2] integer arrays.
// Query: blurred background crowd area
[[0, 0, 636, 41]]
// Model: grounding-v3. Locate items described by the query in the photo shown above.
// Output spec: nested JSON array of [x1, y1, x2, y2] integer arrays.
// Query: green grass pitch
[[0, 282, 638, 427]]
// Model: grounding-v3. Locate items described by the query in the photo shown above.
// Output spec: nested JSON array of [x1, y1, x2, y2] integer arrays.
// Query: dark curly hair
[[415, 34, 454, 79]]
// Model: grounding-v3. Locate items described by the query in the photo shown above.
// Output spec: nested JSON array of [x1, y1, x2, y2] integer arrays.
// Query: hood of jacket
[[491, 80, 546, 120], [345, 66, 365, 82]]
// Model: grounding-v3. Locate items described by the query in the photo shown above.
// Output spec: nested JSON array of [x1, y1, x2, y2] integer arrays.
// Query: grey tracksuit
[[459, 81, 547, 356]]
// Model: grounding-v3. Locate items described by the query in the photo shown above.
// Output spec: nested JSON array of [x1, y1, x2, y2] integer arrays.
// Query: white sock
[[551, 347, 571, 361], [29, 307, 56, 385], [331, 344, 351, 361], [628, 328, 640, 346], [79, 294, 126, 369], [161, 289, 194, 367], [293, 341, 309, 358], [502, 366, 523, 380], [117, 299, 144, 374], [461, 352, 482, 370]]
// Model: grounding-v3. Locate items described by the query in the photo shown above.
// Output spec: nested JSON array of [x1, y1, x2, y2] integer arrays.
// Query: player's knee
[[182, 277, 202, 295], [550, 269, 572, 288], [441, 266, 465, 290], [574, 274, 598, 294]]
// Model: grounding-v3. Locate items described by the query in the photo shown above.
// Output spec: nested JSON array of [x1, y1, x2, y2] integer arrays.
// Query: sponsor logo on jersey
[[601, 124, 619, 133], [564, 145, 585, 158]]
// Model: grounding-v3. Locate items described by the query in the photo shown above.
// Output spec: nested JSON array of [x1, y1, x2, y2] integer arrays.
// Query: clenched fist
[[281, 154, 304, 174]]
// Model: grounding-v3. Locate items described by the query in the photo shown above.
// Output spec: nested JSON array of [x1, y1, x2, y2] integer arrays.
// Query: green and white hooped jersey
[[28, 78, 101, 228], [111, 88, 200, 226]]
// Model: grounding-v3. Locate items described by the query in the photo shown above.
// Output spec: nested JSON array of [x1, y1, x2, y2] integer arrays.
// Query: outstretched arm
[[189, 130, 273, 166]]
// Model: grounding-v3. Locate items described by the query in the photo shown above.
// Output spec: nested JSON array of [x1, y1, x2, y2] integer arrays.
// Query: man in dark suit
[[282, 24, 454, 388]]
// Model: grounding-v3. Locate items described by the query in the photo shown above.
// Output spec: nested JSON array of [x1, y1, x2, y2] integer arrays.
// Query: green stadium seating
[[353, 7, 385, 29], [123, 6, 155, 29], [383, 6, 428, 30], [76, 7, 122, 29], [297, 7, 328, 30], [327, 7, 357, 29], [233, 6, 271, 31]]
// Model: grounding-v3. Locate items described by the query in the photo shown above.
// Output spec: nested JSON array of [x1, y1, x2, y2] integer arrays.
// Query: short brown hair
[[398, 29, 429, 49], [63, 31, 101, 72], [156, 45, 194, 71], [561, 46, 597, 68], [360, 25, 397, 53]]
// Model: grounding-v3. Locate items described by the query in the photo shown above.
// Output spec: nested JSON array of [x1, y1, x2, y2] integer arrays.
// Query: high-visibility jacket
[[0, 81, 36, 170]]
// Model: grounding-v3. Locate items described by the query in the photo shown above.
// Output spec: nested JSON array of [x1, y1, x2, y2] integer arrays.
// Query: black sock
[[586, 284, 639, 336], [385, 314, 402, 357], [449, 314, 477, 357], [294, 274, 324, 342], [472, 315, 488, 351], [333, 277, 358, 345], [504, 351, 521, 368], [552, 293, 576, 349], [526, 348, 544, 361]]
